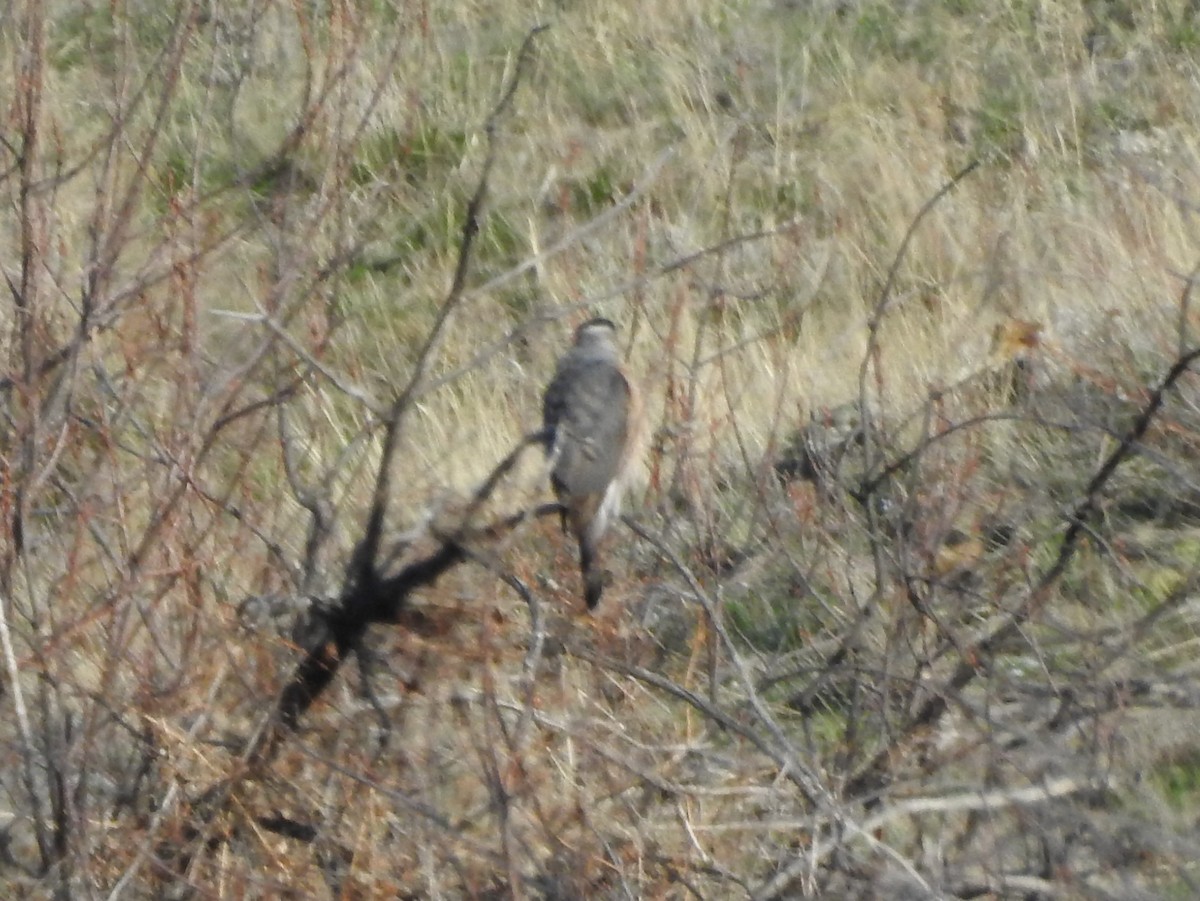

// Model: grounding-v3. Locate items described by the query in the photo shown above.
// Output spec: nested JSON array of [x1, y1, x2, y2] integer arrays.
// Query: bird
[[541, 318, 641, 610]]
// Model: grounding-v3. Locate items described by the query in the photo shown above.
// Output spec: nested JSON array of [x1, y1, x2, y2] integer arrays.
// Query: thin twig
[[356, 24, 547, 586]]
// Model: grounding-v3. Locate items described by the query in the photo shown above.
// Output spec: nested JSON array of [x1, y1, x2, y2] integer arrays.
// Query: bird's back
[[543, 356, 631, 498]]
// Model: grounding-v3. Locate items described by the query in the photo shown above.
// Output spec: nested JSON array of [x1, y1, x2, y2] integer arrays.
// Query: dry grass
[[6, 0, 1200, 897]]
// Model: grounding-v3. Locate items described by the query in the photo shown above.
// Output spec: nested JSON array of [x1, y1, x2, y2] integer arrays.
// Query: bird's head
[[573, 317, 618, 350]]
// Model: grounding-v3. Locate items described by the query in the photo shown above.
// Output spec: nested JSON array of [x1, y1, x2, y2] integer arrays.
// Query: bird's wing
[[543, 359, 631, 497]]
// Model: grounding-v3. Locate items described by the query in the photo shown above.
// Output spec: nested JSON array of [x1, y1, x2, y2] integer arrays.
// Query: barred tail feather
[[579, 535, 605, 610]]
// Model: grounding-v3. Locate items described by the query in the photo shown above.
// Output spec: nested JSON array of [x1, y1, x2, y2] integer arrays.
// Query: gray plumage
[[542, 318, 636, 609]]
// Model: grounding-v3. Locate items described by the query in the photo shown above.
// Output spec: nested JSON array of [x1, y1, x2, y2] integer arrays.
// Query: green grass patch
[[1153, 751, 1200, 811], [350, 124, 469, 188], [50, 3, 178, 72]]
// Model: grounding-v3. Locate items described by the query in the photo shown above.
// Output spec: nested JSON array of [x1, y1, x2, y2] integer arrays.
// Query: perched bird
[[542, 318, 640, 609]]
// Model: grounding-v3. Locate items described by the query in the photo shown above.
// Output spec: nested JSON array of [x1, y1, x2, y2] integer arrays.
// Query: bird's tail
[[562, 493, 611, 610], [579, 535, 605, 610]]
